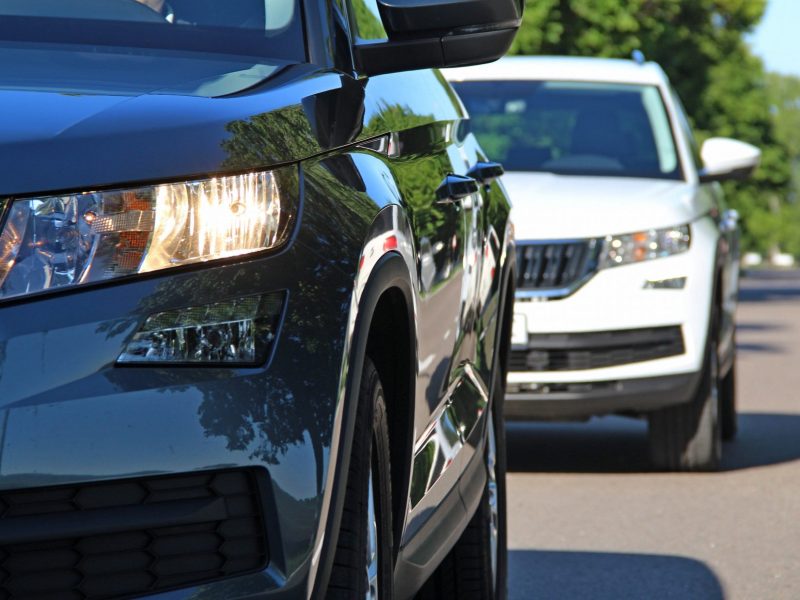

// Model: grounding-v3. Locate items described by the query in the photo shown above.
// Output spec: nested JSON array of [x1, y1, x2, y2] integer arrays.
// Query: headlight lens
[[0, 168, 294, 300], [599, 225, 690, 268]]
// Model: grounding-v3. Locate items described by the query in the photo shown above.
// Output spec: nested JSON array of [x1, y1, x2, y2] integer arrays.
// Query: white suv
[[447, 56, 760, 471]]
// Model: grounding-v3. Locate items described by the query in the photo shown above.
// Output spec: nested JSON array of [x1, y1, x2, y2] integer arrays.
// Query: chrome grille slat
[[515, 240, 600, 296]]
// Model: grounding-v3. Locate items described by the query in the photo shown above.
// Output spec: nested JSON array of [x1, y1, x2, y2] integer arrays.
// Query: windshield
[[0, 0, 304, 60], [452, 80, 682, 180]]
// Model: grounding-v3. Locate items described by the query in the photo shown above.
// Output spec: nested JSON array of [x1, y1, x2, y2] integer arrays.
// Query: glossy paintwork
[[0, 10, 512, 600]]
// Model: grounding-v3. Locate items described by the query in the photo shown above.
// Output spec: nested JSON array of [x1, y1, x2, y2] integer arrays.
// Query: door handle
[[436, 174, 479, 205], [467, 161, 505, 185]]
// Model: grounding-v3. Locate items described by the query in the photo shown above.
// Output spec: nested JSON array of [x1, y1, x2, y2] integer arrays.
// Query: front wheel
[[720, 351, 738, 441], [328, 358, 393, 599], [648, 322, 722, 471]]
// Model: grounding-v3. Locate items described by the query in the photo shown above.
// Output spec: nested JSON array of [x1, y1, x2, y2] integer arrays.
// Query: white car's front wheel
[[720, 333, 738, 441], [648, 311, 722, 471]]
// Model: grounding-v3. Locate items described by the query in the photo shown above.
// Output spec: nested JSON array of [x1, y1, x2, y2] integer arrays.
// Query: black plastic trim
[[0, 497, 226, 546], [510, 326, 685, 372], [0, 467, 270, 600], [354, 27, 517, 76]]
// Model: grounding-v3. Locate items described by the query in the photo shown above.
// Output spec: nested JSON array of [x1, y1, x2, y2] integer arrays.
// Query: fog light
[[644, 277, 687, 290], [117, 292, 285, 365]]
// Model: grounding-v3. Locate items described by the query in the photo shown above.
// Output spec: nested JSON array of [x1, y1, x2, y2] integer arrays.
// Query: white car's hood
[[503, 172, 699, 240]]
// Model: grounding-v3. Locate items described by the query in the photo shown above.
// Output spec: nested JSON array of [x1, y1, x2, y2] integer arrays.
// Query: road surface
[[506, 273, 800, 599]]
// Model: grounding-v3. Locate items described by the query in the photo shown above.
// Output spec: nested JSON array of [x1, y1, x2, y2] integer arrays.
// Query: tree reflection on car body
[[134, 0, 175, 22]]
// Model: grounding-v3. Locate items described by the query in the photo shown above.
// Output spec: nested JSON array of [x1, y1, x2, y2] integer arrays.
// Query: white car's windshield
[[453, 80, 682, 180], [0, 0, 303, 60]]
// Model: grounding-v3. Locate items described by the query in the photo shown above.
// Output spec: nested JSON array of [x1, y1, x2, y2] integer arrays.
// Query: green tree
[[768, 73, 800, 200]]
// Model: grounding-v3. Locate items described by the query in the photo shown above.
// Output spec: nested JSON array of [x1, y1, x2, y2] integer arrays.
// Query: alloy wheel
[[366, 467, 379, 600]]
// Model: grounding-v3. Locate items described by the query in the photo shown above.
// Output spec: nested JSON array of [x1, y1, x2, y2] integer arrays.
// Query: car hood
[[0, 44, 365, 196], [503, 172, 698, 240]]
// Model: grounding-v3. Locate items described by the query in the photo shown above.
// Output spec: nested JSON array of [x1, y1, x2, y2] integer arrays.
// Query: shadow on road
[[507, 412, 800, 473], [737, 341, 785, 354], [736, 321, 784, 333], [722, 413, 800, 471], [509, 549, 725, 600], [507, 417, 651, 473], [739, 284, 800, 303]]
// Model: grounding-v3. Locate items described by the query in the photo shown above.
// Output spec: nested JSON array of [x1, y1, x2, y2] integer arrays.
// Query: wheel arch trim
[[308, 205, 419, 599]]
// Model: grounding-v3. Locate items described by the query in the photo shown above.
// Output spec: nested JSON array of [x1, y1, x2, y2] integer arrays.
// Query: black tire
[[328, 358, 393, 599], [417, 376, 508, 600], [720, 352, 738, 441], [648, 317, 722, 472]]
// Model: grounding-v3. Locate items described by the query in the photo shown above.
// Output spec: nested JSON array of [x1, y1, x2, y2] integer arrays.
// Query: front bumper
[[506, 371, 701, 420], [508, 219, 716, 416], [0, 227, 356, 598]]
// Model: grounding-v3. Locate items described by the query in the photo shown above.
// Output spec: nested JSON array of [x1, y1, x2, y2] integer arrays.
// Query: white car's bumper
[[508, 220, 716, 418]]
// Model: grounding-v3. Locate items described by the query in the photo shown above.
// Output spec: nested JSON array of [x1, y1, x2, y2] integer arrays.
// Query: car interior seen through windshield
[[0, 0, 303, 58], [454, 80, 683, 180]]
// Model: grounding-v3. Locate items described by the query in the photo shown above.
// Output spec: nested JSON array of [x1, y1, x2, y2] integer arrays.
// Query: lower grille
[[0, 469, 269, 600], [510, 326, 685, 372]]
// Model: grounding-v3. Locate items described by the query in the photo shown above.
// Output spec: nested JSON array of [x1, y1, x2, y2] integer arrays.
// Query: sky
[[749, 0, 800, 77]]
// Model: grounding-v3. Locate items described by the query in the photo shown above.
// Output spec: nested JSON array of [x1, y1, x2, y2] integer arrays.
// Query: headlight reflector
[[0, 169, 293, 300], [600, 225, 690, 268]]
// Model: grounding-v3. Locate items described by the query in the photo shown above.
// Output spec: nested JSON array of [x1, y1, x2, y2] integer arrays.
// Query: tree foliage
[[509, 0, 796, 256], [768, 73, 800, 197]]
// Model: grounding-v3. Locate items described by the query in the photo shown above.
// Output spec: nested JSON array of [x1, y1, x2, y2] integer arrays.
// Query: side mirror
[[355, 0, 523, 77], [699, 137, 761, 183]]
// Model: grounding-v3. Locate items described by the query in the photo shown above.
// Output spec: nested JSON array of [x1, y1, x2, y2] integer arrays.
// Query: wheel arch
[[366, 284, 416, 561], [310, 247, 418, 598]]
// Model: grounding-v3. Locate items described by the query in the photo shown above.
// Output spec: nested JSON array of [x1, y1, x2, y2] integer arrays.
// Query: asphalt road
[[505, 273, 800, 600]]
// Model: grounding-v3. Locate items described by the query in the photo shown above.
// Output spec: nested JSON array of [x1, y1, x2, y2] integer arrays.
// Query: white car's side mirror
[[699, 137, 761, 183]]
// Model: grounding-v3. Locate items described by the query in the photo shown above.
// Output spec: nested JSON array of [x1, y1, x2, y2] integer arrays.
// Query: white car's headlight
[[0, 168, 295, 300], [599, 225, 690, 269]]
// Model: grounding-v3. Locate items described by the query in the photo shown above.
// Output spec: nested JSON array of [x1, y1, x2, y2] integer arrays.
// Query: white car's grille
[[515, 240, 601, 297]]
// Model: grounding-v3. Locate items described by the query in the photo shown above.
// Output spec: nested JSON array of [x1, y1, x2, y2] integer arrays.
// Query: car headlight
[[599, 225, 690, 269], [0, 167, 295, 300]]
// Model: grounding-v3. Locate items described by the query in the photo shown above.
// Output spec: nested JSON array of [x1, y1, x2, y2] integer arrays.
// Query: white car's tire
[[720, 348, 738, 441], [648, 316, 722, 471]]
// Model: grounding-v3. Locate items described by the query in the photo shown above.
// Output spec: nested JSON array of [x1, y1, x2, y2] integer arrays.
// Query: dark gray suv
[[0, 0, 521, 598]]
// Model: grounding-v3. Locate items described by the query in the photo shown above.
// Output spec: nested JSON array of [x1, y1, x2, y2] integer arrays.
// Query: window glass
[[670, 86, 703, 170], [0, 0, 304, 60], [452, 80, 683, 180]]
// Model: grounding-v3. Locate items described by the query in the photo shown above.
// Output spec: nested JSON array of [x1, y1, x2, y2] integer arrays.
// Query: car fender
[[309, 204, 419, 599]]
